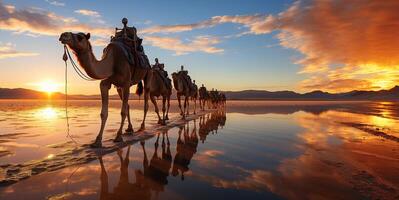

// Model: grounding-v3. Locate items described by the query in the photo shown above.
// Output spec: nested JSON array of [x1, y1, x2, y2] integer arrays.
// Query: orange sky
[[1, 0, 399, 94]]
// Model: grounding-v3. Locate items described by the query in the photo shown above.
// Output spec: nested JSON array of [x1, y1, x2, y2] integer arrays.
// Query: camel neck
[[75, 45, 114, 79]]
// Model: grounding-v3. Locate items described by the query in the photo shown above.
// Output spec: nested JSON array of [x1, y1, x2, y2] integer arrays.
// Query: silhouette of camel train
[[59, 18, 226, 148]]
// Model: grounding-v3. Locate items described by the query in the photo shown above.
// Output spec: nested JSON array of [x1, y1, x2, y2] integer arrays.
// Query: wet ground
[[0, 100, 398, 200]]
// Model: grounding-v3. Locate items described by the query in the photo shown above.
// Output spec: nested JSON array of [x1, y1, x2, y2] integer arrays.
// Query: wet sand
[[0, 100, 398, 200]]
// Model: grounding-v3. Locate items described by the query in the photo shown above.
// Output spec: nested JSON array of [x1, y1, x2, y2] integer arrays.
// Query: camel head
[[59, 32, 91, 53], [171, 72, 181, 92]]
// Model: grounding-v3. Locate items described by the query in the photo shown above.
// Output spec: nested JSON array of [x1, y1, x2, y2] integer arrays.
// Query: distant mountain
[[224, 86, 399, 100], [0, 86, 399, 100], [0, 88, 62, 99]]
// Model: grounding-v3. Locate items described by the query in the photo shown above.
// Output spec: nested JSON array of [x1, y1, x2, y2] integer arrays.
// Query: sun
[[37, 80, 60, 94]]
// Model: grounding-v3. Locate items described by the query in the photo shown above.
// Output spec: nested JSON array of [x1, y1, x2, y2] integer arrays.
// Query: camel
[[148, 68, 172, 125], [171, 71, 198, 118], [59, 32, 152, 148], [198, 84, 208, 111]]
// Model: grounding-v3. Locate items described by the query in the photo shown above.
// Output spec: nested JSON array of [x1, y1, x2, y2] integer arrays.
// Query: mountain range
[[0, 86, 399, 100]]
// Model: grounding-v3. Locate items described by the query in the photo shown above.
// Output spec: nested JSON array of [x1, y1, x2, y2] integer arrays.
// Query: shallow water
[[0, 100, 398, 200]]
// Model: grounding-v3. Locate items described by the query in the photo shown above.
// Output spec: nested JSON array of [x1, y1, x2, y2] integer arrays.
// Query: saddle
[[110, 22, 151, 70], [153, 67, 172, 90], [178, 71, 195, 92]]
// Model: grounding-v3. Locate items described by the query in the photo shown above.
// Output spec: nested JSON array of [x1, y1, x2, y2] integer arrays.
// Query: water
[[0, 100, 398, 200]]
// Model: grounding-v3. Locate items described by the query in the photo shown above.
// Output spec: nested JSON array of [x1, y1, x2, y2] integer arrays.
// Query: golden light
[[46, 154, 55, 160], [36, 80, 60, 94], [36, 107, 58, 120]]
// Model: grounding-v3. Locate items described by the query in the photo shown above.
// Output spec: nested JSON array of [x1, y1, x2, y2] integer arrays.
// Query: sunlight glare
[[36, 107, 58, 120], [37, 80, 60, 94]]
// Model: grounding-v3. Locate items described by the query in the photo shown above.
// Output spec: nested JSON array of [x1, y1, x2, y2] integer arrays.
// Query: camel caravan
[[59, 18, 226, 148]]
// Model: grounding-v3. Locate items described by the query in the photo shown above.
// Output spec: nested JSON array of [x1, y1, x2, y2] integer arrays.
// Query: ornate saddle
[[110, 18, 150, 69]]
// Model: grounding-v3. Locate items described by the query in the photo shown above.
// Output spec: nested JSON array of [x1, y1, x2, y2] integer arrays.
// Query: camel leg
[[182, 96, 187, 119], [150, 95, 162, 124], [166, 96, 170, 120], [98, 156, 109, 198], [91, 80, 111, 148], [185, 96, 189, 116], [141, 141, 148, 169], [124, 104, 134, 134], [117, 88, 133, 134], [155, 133, 160, 147], [140, 88, 150, 130], [177, 94, 183, 116], [114, 86, 129, 143], [194, 98, 197, 114], [161, 96, 166, 125], [166, 131, 170, 145]]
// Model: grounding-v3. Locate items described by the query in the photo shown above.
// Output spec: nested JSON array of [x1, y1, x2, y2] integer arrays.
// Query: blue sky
[[1, 0, 396, 94]]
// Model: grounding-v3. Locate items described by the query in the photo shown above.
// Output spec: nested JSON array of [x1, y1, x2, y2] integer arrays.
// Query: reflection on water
[[35, 107, 58, 120], [0, 100, 399, 200]]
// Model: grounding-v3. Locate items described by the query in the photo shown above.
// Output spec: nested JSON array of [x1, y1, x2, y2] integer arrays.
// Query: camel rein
[[62, 45, 96, 145]]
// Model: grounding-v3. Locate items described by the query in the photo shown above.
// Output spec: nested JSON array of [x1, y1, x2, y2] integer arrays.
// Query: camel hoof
[[157, 120, 162, 124], [90, 141, 102, 148], [125, 126, 134, 134], [161, 121, 166, 125], [113, 135, 123, 143], [138, 124, 145, 131], [165, 116, 169, 120]]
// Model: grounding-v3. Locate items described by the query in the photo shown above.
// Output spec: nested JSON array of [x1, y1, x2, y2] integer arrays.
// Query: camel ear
[[85, 33, 91, 40]]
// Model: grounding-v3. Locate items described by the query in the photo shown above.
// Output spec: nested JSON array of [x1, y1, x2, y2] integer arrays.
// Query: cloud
[[91, 38, 109, 47], [74, 9, 105, 24], [74, 9, 100, 18], [271, 0, 399, 92], [0, 42, 39, 59], [144, 35, 224, 55], [0, 2, 112, 37], [45, 0, 65, 7], [140, 14, 275, 35], [140, 0, 399, 92]]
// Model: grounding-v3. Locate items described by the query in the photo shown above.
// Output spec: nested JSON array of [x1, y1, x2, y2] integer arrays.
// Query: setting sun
[[36, 80, 61, 94]]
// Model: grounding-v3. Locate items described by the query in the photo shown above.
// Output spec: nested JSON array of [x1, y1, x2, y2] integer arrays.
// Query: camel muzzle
[[59, 33, 71, 44]]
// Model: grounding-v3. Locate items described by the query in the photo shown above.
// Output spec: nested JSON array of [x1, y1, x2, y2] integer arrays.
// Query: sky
[[0, 0, 398, 94]]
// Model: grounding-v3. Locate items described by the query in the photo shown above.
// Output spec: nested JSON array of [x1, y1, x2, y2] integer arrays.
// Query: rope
[[63, 45, 80, 145], [64, 45, 96, 81]]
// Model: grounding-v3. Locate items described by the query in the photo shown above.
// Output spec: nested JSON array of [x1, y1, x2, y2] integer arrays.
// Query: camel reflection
[[98, 110, 226, 199], [99, 145, 151, 200], [142, 130, 172, 192], [199, 109, 226, 143], [172, 122, 198, 180]]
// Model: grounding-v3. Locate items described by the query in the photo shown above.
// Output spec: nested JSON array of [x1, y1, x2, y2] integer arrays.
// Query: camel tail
[[136, 81, 144, 97]]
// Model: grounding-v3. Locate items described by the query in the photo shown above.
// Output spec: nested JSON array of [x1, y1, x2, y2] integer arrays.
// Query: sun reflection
[[370, 116, 394, 128], [36, 107, 58, 120], [46, 154, 55, 160]]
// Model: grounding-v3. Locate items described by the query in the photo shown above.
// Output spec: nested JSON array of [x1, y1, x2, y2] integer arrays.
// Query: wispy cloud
[[140, 14, 275, 35], [0, 2, 112, 37], [144, 35, 224, 55], [91, 38, 109, 47], [74, 9, 100, 18], [74, 9, 105, 24], [45, 0, 65, 7], [0, 42, 38, 59]]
